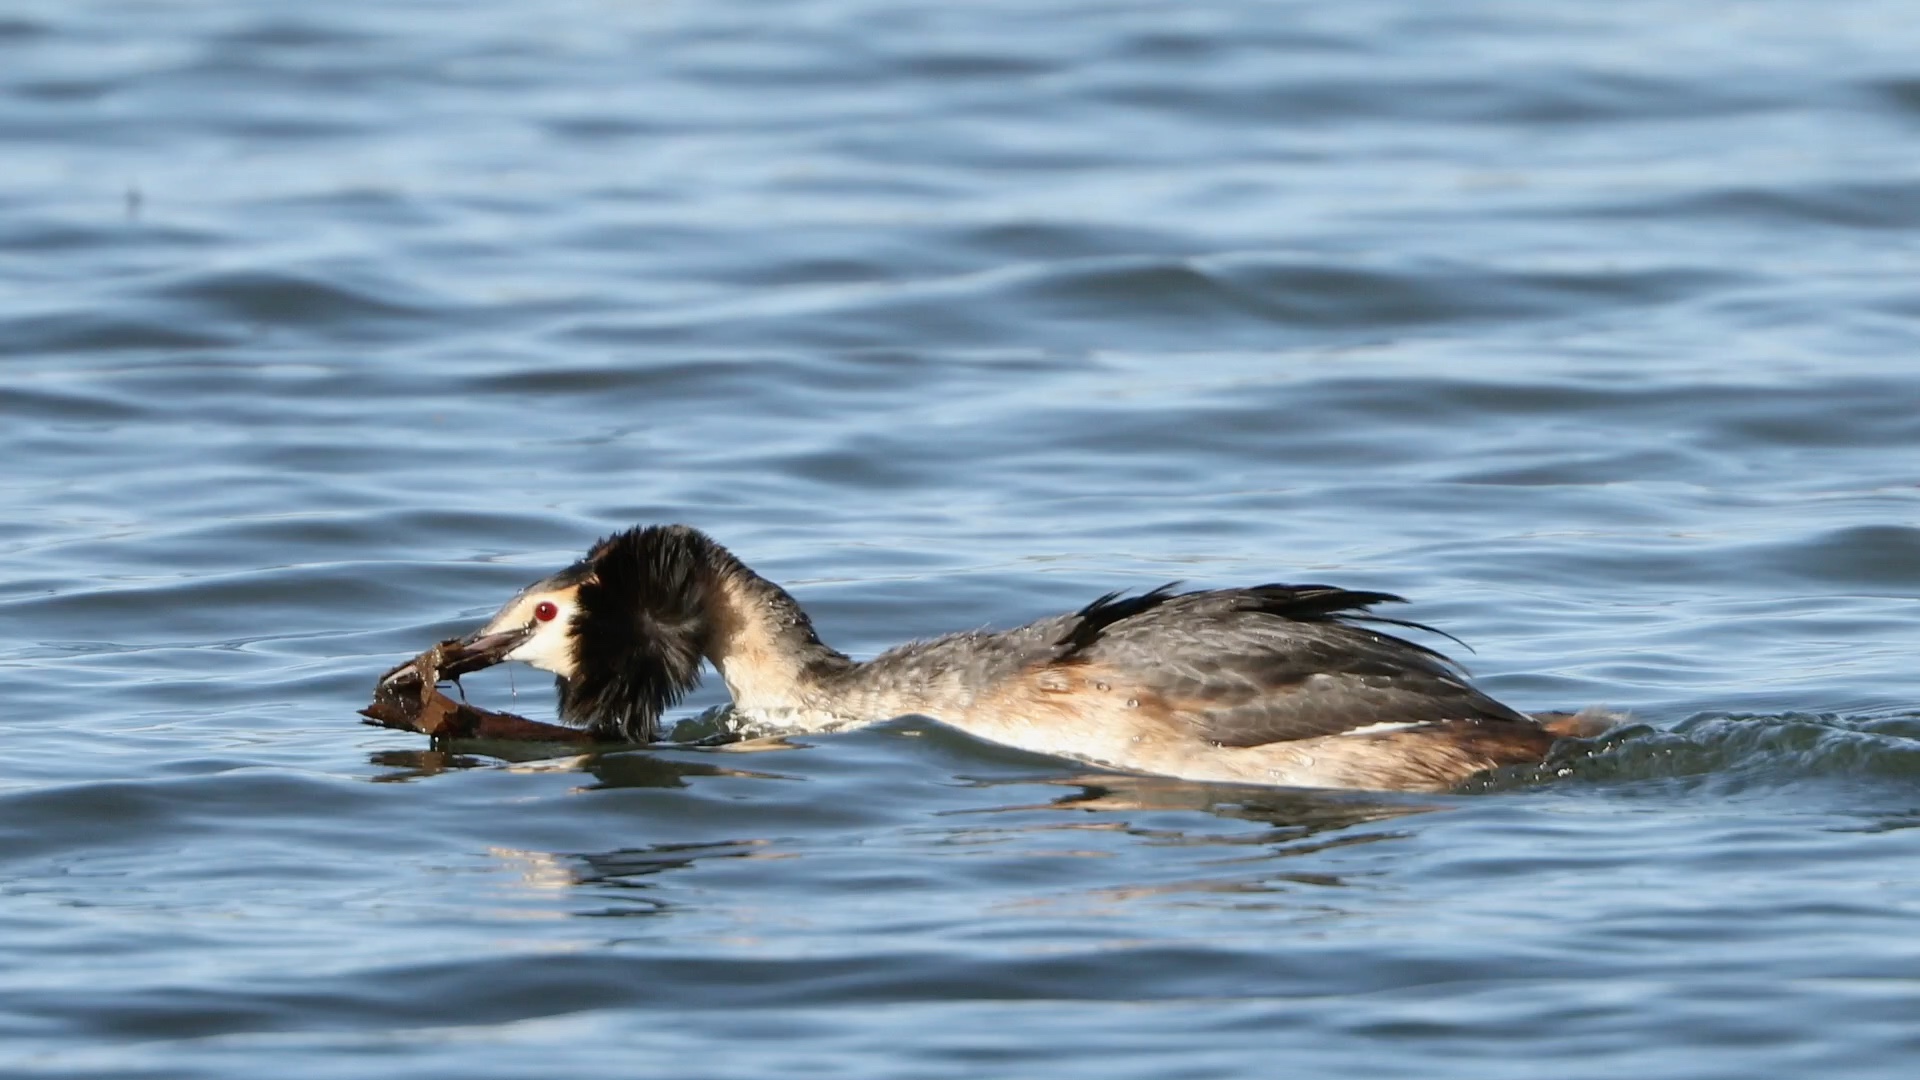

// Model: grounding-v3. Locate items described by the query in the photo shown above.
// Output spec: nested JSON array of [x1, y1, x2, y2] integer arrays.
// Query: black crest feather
[[556, 525, 716, 740]]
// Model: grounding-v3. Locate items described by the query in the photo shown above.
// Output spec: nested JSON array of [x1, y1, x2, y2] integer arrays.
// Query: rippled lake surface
[[7, 1, 1920, 1076]]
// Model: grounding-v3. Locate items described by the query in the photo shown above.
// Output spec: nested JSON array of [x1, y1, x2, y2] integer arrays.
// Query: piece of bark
[[360, 640, 594, 744]]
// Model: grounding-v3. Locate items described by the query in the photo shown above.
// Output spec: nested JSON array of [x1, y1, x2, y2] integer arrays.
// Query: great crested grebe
[[403, 524, 1608, 792]]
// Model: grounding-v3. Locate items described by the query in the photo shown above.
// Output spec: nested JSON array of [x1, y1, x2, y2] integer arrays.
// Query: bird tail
[[1535, 708, 1623, 740]]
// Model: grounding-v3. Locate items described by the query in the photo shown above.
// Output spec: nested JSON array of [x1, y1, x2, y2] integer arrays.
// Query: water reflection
[[367, 748, 497, 781], [924, 773, 1445, 909], [436, 759, 1444, 923], [966, 771, 1439, 833], [488, 840, 775, 918], [367, 747, 798, 787]]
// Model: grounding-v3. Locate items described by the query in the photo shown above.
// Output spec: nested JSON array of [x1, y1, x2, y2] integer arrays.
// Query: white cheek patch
[[505, 610, 578, 677]]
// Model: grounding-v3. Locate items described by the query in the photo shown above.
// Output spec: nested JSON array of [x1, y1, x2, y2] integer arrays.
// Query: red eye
[[533, 601, 559, 622]]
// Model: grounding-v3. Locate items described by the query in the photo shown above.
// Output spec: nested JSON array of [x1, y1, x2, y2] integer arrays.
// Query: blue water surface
[[5, 2, 1920, 1077]]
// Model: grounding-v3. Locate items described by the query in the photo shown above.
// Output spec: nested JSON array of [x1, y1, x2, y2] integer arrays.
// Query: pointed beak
[[436, 623, 535, 679], [373, 620, 534, 698]]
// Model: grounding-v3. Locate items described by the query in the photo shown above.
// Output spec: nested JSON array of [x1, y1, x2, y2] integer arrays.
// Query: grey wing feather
[[1059, 585, 1531, 747]]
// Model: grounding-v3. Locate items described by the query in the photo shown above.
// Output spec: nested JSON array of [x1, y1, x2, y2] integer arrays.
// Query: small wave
[[0, 769, 369, 864], [1759, 524, 1920, 589], [0, 384, 148, 423], [1474, 711, 1920, 794], [6, 311, 240, 354], [154, 266, 440, 334], [1581, 181, 1920, 231]]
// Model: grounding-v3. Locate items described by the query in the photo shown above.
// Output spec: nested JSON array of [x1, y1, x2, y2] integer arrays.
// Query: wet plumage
[[403, 525, 1606, 791]]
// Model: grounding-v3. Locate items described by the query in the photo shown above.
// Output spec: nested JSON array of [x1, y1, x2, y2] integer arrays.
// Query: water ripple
[[8, 1, 1920, 1077]]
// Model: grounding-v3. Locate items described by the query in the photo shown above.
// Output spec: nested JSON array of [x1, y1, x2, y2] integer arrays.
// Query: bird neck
[[700, 554, 853, 714]]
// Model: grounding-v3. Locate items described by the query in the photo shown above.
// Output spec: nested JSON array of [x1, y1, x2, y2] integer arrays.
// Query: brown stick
[[360, 641, 598, 744]]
